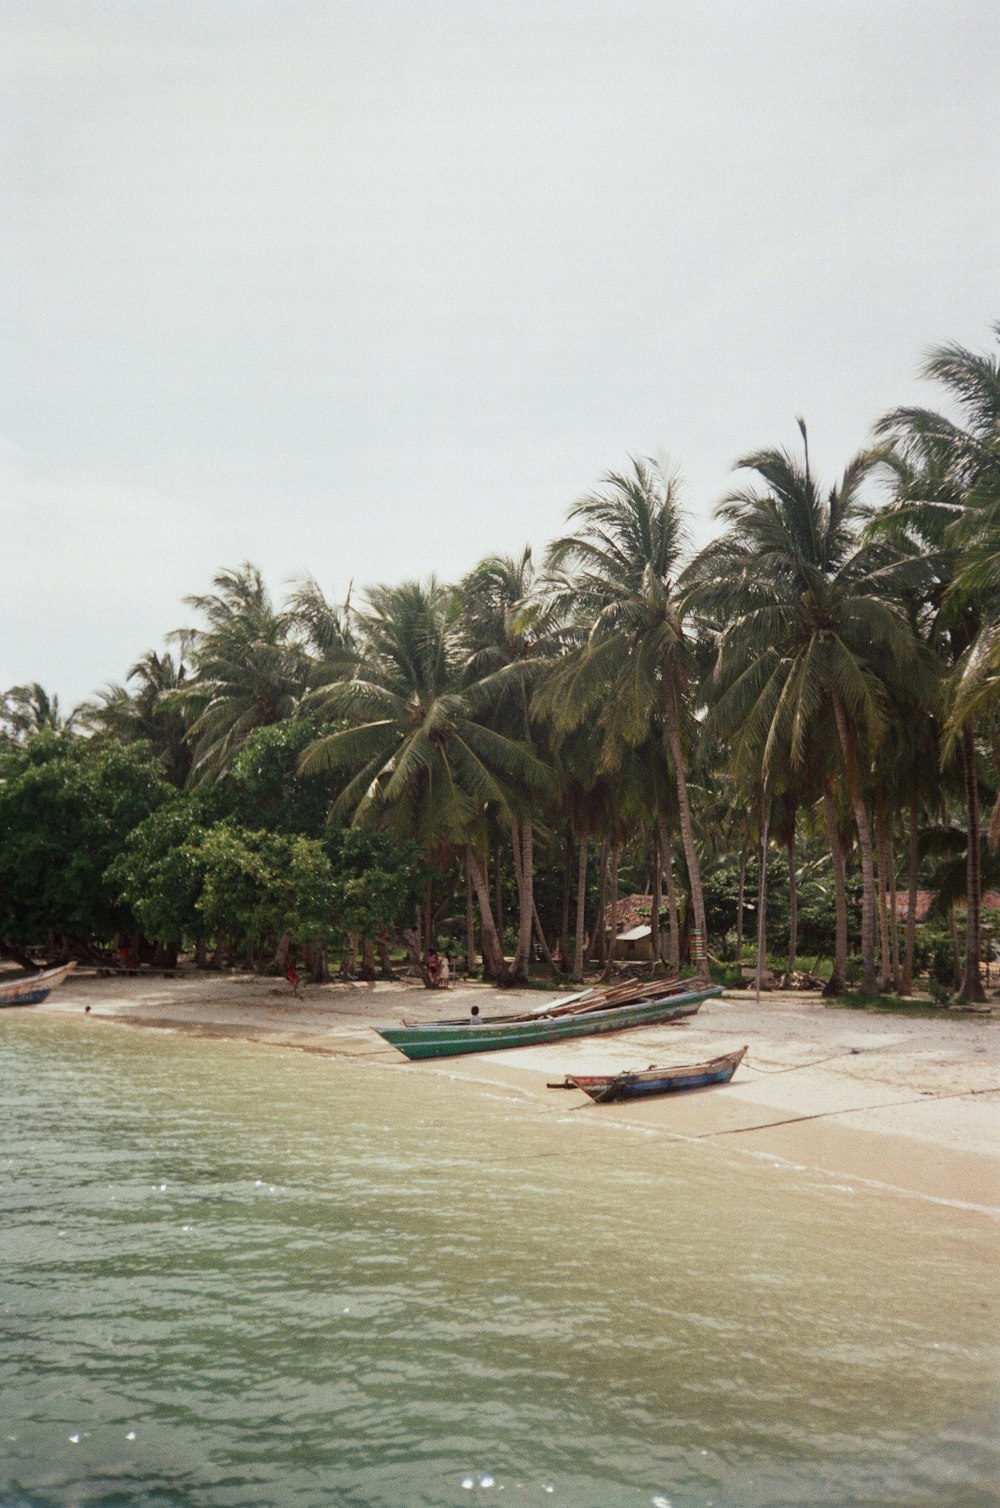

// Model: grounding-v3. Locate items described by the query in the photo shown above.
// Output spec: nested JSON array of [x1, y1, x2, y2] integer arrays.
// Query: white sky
[[3, 0, 998, 708]]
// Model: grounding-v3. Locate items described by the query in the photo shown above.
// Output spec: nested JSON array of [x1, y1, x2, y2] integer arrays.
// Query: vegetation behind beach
[[2, 323, 998, 1002]]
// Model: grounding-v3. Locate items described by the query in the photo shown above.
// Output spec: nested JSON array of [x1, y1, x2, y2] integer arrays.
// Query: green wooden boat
[[375, 983, 721, 1060]]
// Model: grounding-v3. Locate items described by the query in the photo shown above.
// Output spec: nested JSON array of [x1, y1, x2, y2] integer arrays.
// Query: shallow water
[[1, 1014, 997, 1507]]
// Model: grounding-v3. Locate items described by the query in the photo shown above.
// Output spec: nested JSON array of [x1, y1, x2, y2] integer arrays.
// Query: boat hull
[[565, 1045, 747, 1102], [0, 960, 77, 1008], [375, 986, 721, 1060]]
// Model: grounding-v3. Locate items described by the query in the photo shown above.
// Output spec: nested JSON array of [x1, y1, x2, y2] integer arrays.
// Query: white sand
[[29, 968, 1000, 1214]]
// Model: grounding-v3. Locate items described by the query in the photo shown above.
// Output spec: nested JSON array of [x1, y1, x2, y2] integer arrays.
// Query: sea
[[1, 1013, 997, 1507]]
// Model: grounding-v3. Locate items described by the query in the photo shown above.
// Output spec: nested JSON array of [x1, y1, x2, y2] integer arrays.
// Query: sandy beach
[[28, 967, 1000, 1216]]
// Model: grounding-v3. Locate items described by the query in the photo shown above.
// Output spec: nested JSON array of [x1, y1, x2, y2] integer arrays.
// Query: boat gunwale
[[0, 959, 77, 1006], [394, 985, 717, 1034], [377, 986, 721, 1059], [566, 1044, 748, 1091]]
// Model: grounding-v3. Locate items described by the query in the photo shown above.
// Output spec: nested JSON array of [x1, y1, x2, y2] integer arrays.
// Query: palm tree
[[286, 573, 357, 678], [177, 564, 309, 784], [875, 325, 1000, 1000], [542, 458, 709, 973], [692, 429, 930, 993], [299, 579, 549, 983], [0, 683, 67, 745], [458, 547, 568, 979], [77, 649, 193, 786]]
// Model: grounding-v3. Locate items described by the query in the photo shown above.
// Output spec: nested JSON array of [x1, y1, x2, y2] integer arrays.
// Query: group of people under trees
[[424, 947, 452, 988]]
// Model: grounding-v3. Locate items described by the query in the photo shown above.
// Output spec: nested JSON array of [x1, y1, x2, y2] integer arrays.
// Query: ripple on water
[[1, 1014, 997, 1507]]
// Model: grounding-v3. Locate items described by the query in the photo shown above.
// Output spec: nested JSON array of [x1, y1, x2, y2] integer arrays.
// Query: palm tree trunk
[[755, 787, 769, 1001], [650, 830, 661, 965], [607, 838, 619, 967], [949, 901, 962, 991], [902, 792, 918, 996], [959, 720, 986, 1002], [887, 820, 901, 993], [423, 877, 434, 953], [465, 845, 507, 982], [822, 788, 848, 995], [736, 839, 747, 972], [531, 900, 561, 979], [465, 866, 475, 978], [874, 797, 891, 992], [593, 838, 609, 967], [659, 817, 681, 974], [559, 827, 572, 971], [662, 673, 707, 970], [573, 824, 589, 980], [785, 820, 797, 984], [510, 817, 534, 983], [831, 692, 878, 993]]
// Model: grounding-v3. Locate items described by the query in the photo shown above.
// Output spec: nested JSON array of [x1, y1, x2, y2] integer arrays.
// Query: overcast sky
[[3, 0, 998, 708]]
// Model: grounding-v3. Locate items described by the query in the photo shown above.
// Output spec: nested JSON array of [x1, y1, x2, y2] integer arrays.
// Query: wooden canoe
[[550, 1044, 748, 1102], [0, 960, 77, 1008], [375, 983, 721, 1060]]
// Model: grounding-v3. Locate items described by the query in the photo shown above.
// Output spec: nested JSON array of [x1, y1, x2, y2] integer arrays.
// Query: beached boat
[[0, 960, 77, 1008], [375, 980, 721, 1060], [549, 1044, 748, 1103]]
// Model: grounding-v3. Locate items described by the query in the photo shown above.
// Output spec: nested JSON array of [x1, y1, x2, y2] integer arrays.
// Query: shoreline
[[23, 968, 1000, 1216]]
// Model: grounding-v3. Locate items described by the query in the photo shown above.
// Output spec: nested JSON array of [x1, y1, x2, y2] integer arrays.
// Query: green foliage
[[196, 825, 338, 950], [702, 846, 861, 959], [110, 803, 429, 955], [0, 732, 172, 946], [225, 717, 340, 837], [327, 830, 429, 942], [107, 794, 218, 946]]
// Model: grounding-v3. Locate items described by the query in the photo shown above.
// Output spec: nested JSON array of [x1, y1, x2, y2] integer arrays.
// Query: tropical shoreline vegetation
[[2, 326, 998, 1001]]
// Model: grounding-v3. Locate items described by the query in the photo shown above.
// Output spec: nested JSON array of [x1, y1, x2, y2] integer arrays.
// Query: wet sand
[[29, 967, 1000, 1215]]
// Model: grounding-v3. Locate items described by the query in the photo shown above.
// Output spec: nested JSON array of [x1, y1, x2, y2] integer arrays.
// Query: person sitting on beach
[[425, 947, 439, 985], [438, 952, 451, 988], [468, 1004, 480, 1025]]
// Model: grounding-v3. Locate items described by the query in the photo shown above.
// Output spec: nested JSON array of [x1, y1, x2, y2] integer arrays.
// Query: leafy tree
[[327, 830, 429, 970], [0, 733, 172, 955], [194, 823, 339, 964], [225, 717, 340, 837], [107, 794, 220, 953]]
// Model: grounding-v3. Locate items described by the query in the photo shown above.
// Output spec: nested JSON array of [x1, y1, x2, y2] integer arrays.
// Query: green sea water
[[1, 1013, 997, 1507]]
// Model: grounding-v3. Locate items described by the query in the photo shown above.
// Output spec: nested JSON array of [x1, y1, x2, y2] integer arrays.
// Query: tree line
[[2, 324, 998, 999]]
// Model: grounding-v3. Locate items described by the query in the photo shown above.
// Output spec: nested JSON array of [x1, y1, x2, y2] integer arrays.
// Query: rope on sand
[[744, 1051, 855, 1074], [692, 1084, 1000, 1138]]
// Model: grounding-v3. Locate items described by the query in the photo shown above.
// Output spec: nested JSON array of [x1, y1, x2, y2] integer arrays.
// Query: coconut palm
[[0, 683, 67, 746], [177, 564, 309, 784], [299, 579, 549, 983], [692, 431, 930, 993], [875, 326, 1000, 999], [458, 547, 570, 978], [541, 458, 709, 971], [77, 650, 193, 786]]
